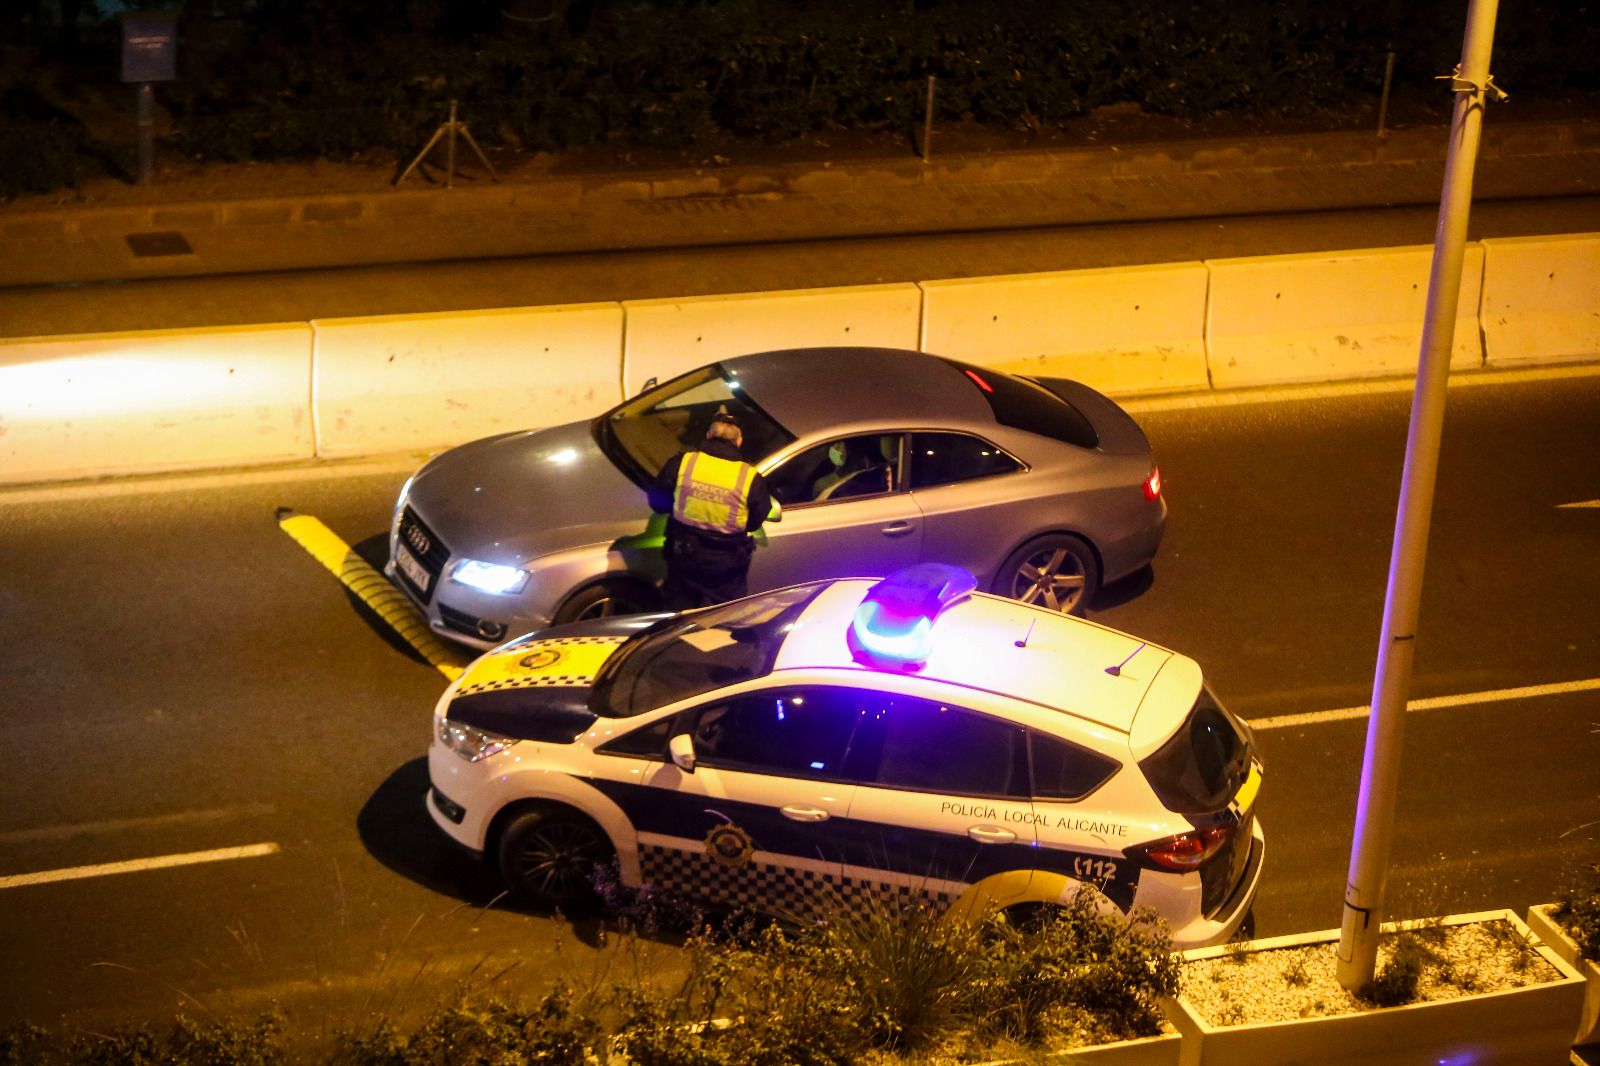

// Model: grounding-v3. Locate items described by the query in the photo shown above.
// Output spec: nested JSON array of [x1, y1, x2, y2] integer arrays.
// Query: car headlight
[[392, 475, 415, 533], [451, 559, 531, 595], [438, 717, 515, 763]]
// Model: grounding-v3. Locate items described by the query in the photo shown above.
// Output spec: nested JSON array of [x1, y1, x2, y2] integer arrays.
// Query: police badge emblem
[[519, 648, 562, 670], [704, 824, 754, 868]]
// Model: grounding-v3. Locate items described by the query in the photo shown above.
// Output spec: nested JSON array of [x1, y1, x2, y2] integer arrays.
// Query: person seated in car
[[811, 440, 891, 501]]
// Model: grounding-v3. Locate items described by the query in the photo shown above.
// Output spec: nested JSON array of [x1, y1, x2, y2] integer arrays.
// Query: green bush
[[1361, 936, 1425, 1007]]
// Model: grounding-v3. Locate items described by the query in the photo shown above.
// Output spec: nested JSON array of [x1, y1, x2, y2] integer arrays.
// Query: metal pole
[[1336, 0, 1502, 991], [446, 99, 458, 189], [136, 82, 155, 184], [1377, 49, 1396, 138], [922, 75, 936, 164]]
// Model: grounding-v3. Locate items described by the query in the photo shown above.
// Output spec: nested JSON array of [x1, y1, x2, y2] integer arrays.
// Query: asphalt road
[[1, 365, 1595, 1035]]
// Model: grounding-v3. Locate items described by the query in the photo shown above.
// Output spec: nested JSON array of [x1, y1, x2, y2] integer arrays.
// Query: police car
[[427, 564, 1263, 948]]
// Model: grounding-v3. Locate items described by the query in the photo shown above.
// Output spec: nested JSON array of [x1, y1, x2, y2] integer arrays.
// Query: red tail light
[[1128, 825, 1232, 872], [1142, 465, 1162, 502]]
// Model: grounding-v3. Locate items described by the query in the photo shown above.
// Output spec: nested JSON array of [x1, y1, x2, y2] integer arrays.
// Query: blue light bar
[[848, 564, 978, 669]]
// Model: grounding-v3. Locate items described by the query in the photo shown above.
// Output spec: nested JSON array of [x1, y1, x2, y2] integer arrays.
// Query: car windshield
[[1137, 687, 1253, 814], [589, 584, 826, 717], [595, 364, 795, 484]]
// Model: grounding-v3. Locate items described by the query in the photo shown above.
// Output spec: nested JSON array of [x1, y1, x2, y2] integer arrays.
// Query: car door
[[903, 431, 1032, 582], [629, 686, 861, 918], [749, 433, 923, 591], [835, 688, 1039, 910]]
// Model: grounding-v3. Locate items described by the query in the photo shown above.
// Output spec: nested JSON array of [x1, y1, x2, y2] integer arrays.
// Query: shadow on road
[[1092, 563, 1156, 611]]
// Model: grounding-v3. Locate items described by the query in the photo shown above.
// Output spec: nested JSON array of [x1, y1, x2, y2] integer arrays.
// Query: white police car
[[426, 564, 1264, 948]]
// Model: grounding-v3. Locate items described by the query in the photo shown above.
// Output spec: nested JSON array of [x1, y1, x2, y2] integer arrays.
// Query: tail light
[[1142, 465, 1163, 502], [1127, 824, 1232, 872]]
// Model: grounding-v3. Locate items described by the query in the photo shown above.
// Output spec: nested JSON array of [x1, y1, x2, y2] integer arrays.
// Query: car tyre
[[553, 579, 658, 624], [496, 807, 614, 910], [995, 534, 1100, 616]]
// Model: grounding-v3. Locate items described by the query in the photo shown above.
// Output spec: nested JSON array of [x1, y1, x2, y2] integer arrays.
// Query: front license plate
[[395, 543, 431, 594]]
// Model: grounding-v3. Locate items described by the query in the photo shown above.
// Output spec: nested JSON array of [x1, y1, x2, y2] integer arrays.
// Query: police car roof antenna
[[1014, 619, 1036, 648], [1106, 642, 1147, 677]]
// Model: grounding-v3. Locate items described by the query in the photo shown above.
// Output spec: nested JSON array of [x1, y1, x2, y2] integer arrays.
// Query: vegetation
[[0, 882, 1179, 1065], [1553, 859, 1600, 961], [7, 0, 1599, 197]]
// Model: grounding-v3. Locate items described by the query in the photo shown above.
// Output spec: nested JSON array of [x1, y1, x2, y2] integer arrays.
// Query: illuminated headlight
[[438, 717, 516, 763], [451, 559, 530, 595]]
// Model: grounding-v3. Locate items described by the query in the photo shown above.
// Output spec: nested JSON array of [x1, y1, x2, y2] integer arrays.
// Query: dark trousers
[[663, 527, 753, 611]]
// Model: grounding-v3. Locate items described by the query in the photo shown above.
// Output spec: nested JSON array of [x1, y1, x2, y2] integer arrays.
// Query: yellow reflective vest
[[673, 450, 755, 535]]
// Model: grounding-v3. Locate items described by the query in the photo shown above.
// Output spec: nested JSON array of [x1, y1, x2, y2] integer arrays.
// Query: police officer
[[649, 411, 776, 611]]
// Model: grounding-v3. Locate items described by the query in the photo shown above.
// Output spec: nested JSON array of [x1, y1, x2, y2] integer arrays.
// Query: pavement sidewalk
[[2, 118, 1597, 292]]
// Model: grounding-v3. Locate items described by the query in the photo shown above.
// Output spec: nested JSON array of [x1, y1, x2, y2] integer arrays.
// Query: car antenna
[[1014, 619, 1036, 648], [1106, 642, 1147, 677]]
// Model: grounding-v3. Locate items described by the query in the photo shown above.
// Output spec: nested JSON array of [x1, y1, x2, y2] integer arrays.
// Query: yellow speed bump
[[276, 508, 465, 681]]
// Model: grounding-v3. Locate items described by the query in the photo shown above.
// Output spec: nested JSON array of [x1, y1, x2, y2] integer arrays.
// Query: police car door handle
[[967, 825, 1016, 844], [780, 805, 830, 823], [880, 521, 914, 537]]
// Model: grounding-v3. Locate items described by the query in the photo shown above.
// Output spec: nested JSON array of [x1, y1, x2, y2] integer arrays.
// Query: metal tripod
[[394, 100, 498, 189]]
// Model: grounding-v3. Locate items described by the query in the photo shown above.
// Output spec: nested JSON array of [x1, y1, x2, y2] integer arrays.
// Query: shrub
[[1554, 860, 1600, 961], [1361, 936, 1425, 1007]]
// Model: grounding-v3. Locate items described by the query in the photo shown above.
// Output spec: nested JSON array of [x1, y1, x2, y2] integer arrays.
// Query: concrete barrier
[[1205, 245, 1486, 389], [1480, 232, 1600, 367], [621, 284, 922, 396], [311, 303, 623, 458], [918, 262, 1210, 396], [0, 323, 313, 484]]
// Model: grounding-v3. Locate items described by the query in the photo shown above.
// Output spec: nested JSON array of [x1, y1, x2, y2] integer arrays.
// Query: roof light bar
[[848, 563, 978, 669]]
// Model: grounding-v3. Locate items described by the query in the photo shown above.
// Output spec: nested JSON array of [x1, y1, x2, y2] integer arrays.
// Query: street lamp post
[[1336, 0, 1506, 991]]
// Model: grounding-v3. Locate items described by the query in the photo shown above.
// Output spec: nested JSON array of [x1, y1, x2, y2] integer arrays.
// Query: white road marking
[[1558, 499, 1600, 509], [1122, 362, 1600, 414], [0, 843, 281, 890], [1252, 677, 1600, 731], [0, 804, 276, 846]]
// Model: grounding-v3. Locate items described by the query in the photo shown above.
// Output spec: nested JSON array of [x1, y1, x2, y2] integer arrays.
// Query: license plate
[[395, 543, 431, 594]]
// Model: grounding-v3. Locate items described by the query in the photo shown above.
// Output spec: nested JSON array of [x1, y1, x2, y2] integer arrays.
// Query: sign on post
[[119, 11, 177, 185]]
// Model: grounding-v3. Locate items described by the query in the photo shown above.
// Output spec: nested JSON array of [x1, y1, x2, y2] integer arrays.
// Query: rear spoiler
[[1026, 377, 1153, 456]]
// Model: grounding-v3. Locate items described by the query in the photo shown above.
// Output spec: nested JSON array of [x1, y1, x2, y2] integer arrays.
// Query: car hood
[[407, 420, 652, 563]]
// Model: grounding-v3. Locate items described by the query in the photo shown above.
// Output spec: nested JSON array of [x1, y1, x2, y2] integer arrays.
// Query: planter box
[[1528, 903, 1600, 1046], [980, 1031, 1182, 1065], [1163, 909, 1586, 1066]]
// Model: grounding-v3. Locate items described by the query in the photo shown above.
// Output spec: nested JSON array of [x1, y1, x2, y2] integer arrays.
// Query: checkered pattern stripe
[[456, 676, 592, 695], [515, 636, 626, 648], [638, 844, 957, 921]]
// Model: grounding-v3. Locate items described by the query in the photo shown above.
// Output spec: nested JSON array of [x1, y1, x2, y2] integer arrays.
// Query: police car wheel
[[996, 534, 1100, 616], [554, 580, 658, 624], [497, 808, 614, 909]]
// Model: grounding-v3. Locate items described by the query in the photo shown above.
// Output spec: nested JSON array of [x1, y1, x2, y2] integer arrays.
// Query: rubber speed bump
[[277, 508, 465, 681]]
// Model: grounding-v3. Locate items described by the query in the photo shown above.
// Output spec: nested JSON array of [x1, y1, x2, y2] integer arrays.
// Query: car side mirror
[[638, 376, 658, 395], [668, 732, 696, 772]]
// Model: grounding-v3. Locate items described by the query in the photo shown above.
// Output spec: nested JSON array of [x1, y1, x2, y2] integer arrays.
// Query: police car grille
[[1201, 812, 1254, 918], [397, 506, 450, 601]]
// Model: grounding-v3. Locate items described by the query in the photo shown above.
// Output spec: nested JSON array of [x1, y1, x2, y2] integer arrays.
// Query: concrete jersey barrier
[[1205, 245, 1486, 389], [0, 323, 314, 485], [919, 262, 1210, 396], [310, 303, 624, 458], [1479, 232, 1600, 368]]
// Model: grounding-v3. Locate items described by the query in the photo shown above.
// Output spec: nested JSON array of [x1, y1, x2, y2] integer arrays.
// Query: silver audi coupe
[[388, 347, 1165, 648]]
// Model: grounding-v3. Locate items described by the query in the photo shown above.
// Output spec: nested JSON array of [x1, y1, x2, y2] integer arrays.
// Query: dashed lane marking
[[1252, 677, 1600, 731], [0, 843, 280, 890], [276, 510, 465, 681], [0, 804, 276, 846]]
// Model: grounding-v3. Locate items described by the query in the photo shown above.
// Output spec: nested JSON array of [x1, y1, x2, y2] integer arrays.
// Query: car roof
[[722, 347, 994, 438], [770, 580, 1195, 734]]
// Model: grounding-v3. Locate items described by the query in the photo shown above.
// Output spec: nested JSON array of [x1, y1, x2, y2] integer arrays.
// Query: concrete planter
[[1528, 902, 1600, 1046], [1163, 909, 1586, 1066], [981, 1031, 1182, 1065]]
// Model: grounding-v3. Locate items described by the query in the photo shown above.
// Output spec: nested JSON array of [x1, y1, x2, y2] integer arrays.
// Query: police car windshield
[[589, 584, 825, 717], [598, 365, 795, 485]]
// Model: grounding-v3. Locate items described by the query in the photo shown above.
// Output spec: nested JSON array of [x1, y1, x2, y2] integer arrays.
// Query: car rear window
[[1138, 688, 1251, 814], [938, 358, 1099, 449]]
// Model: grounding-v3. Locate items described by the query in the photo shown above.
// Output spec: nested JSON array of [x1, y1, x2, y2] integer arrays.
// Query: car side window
[[908, 432, 1023, 490], [686, 688, 860, 779], [766, 434, 902, 506], [1030, 731, 1119, 800], [596, 715, 674, 759], [848, 694, 1029, 798]]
